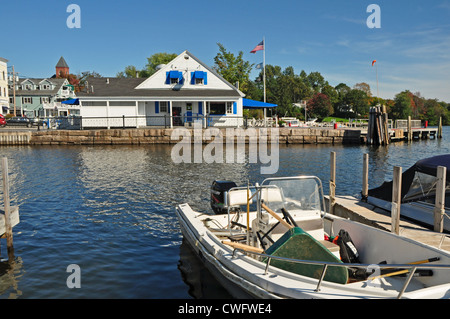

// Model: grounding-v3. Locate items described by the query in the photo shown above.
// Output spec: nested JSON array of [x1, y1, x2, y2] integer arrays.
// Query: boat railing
[[229, 246, 450, 299]]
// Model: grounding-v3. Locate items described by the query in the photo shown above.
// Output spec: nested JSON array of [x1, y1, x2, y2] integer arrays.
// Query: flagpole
[[376, 62, 379, 101], [263, 36, 266, 103], [263, 37, 267, 123]]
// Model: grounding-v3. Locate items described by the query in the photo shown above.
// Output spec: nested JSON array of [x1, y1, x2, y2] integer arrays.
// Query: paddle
[[369, 257, 439, 280], [222, 240, 264, 254], [261, 202, 294, 230]]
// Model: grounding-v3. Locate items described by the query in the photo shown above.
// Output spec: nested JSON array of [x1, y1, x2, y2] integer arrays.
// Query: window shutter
[[165, 72, 170, 84], [233, 102, 237, 115], [191, 72, 195, 85], [179, 72, 184, 85], [204, 73, 208, 85], [198, 102, 203, 115], [155, 101, 160, 114]]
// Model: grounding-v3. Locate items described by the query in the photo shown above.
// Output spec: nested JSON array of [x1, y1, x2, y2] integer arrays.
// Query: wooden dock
[[361, 127, 439, 142], [325, 195, 450, 252]]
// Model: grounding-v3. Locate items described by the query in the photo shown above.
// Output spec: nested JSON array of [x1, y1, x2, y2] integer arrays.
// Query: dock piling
[[1, 158, 14, 261], [362, 154, 369, 201], [391, 166, 402, 235], [434, 166, 446, 233], [329, 152, 336, 215], [407, 116, 412, 142]]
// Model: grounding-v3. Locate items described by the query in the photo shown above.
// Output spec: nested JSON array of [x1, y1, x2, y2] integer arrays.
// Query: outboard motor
[[211, 180, 237, 214]]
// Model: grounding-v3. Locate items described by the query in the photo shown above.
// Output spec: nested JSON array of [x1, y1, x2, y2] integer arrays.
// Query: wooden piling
[[1, 158, 14, 261], [391, 166, 402, 235], [434, 166, 446, 233], [407, 116, 412, 142], [438, 117, 443, 139], [329, 152, 336, 215], [362, 154, 369, 201]]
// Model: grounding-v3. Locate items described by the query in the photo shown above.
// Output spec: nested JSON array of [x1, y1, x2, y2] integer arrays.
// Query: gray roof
[[0, 57, 8, 63], [77, 77, 242, 98], [56, 56, 69, 68]]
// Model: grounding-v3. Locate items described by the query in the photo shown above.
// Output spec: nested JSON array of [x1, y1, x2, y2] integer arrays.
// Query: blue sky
[[2, 0, 450, 102]]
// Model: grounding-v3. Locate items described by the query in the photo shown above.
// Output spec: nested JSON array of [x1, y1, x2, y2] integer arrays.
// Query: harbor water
[[0, 127, 448, 298]]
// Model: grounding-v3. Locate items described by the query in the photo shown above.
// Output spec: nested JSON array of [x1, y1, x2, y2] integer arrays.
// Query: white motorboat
[[367, 154, 450, 232], [176, 175, 450, 299]]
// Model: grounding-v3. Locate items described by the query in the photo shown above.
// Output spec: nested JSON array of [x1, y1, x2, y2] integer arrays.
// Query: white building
[[77, 50, 245, 128], [0, 58, 9, 115]]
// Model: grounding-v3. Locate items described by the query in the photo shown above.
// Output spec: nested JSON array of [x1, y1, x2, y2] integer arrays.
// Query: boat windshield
[[261, 176, 325, 212]]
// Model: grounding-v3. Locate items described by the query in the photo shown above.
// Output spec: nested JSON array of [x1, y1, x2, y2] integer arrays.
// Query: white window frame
[[23, 97, 32, 104], [160, 101, 168, 113], [226, 102, 233, 114]]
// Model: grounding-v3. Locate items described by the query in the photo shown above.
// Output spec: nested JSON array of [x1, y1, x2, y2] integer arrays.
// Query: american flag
[[250, 40, 264, 53]]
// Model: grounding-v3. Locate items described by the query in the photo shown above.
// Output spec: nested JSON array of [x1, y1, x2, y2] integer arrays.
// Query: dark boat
[[367, 154, 450, 232]]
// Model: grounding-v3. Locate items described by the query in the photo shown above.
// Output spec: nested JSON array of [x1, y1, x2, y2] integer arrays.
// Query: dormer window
[[190, 71, 207, 85], [42, 84, 50, 90], [165, 71, 184, 85]]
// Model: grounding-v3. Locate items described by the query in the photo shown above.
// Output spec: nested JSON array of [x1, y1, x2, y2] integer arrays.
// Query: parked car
[[6, 116, 33, 127], [0, 115, 6, 127]]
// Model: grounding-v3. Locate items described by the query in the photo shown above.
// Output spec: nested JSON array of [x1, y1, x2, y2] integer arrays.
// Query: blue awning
[[243, 98, 277, 108], [61, 98, 79, 105], [194, 71, 205, 79], [169, 71, 183, 79]]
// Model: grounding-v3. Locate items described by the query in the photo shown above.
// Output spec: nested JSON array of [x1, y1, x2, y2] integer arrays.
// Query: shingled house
[[77, 51, 246, 128]]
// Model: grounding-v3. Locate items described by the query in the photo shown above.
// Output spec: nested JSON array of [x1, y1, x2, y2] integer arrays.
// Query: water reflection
[[178, 239, 232, 299], [0, 258, 24, 299], [0, 127, 446, 298]]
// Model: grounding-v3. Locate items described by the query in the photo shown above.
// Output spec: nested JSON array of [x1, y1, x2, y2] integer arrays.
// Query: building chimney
[[106, 78, 109, 84]]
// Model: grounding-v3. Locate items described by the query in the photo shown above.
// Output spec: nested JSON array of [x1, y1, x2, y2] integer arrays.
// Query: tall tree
[[344, 89, 370, 116], [117, 65, 141, 78], [144, 52, 178, 77], [391, 90, 414, 119], [354, 82, 372, 97], [213, 43, 253, 94], [306, 72, 327, 93]]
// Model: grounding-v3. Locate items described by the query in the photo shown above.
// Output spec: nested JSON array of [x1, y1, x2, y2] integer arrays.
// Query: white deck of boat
[[328, 195, 450, 252]]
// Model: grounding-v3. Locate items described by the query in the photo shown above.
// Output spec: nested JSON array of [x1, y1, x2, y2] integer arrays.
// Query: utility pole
[[8, 66, 18, 116]]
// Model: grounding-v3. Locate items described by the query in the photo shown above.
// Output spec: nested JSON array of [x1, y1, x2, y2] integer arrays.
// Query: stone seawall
[[0, 127, 362, 145]]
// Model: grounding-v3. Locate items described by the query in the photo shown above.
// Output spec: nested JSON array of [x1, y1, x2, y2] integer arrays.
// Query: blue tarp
[[62, 98, 79, 105], [243, 98, 277, 108]]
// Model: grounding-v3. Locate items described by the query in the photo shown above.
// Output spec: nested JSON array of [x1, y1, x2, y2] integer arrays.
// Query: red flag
[[372, 60, 377, 66], [250, 40, 264, 53]]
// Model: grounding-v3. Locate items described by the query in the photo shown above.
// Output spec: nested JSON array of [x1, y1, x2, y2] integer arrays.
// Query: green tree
[[344, 89, 370, 117], [391, 90, 414, 119], [423, 99, 449, 125], [144, 52, 178, 77], [116, 52, 177, 78], [213, 43, 253, 94], [117, 65, 141, 78], [306, 72, 328, 93]]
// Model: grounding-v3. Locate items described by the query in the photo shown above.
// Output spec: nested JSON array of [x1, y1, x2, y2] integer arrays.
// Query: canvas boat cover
[[368, 154, 450, 203]]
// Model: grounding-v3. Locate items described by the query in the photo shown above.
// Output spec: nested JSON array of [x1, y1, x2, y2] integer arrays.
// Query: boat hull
[[176, 203, 450, 299]]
